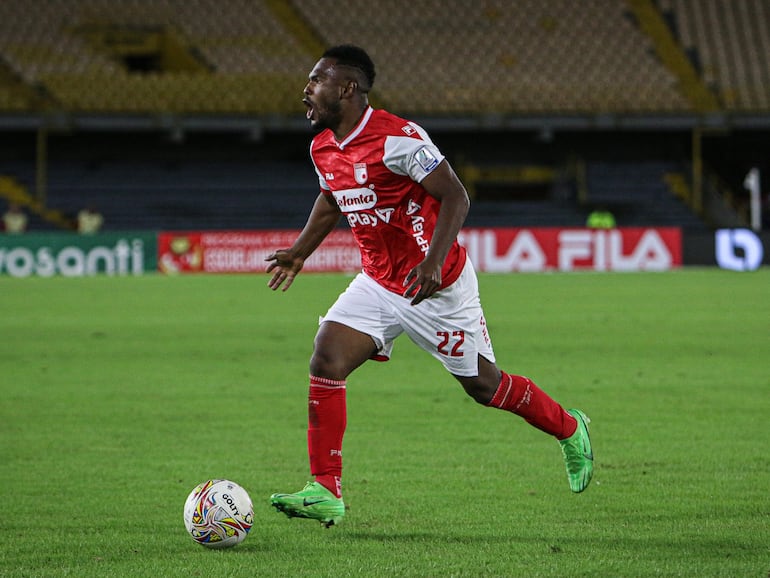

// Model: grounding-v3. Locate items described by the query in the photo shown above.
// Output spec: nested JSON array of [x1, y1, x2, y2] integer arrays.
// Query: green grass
[[1, 269, 768, 577]]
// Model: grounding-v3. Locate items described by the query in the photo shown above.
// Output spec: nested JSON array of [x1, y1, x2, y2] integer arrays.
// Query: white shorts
[[321, 258, 496, 377]]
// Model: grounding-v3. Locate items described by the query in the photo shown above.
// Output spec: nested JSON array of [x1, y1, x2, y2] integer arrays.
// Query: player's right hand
[[403, 258, 442, 306], [265, 249, 305, 292]]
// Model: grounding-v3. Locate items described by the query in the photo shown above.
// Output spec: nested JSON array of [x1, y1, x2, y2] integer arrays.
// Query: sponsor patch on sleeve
[[414, 146, 439, 173]]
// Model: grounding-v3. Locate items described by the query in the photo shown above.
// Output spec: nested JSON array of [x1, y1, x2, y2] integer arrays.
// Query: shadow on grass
[[343, 530, 523, 545], [341, 529, 763, 562]]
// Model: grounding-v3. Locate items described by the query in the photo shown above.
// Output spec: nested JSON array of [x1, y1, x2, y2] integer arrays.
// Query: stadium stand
[[1, 133, 707, 232], [583, 161, 706, 228], [0, 138, 320, 231], [0, 0, 311, 114], [0, 0, 698, 116], [0, 0, 768, 115], [296, 0, 692, 115], [663, 0, 770, 111]]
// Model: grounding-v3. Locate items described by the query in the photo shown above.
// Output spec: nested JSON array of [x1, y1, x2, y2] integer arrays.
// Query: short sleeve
[[382, 122, 445, 183], [310, 148, 331, 191]]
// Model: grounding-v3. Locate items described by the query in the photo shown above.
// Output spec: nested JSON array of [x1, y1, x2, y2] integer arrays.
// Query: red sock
[[486, 372, 577, 440], [308, 375, 346, 498]]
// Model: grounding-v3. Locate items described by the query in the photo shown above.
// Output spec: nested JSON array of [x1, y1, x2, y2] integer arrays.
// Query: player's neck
[[333, 102, 369, 142]]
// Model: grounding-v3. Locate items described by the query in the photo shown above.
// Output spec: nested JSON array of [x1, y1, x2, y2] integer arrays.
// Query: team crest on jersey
[[401, 124, 417, 136], [354, 163, 368, 184]]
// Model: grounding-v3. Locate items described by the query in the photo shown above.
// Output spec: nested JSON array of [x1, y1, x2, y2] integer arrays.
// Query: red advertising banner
[[158, 230, 360, 274], [458, 227, 682, 272], [157, 227, 681, 274]]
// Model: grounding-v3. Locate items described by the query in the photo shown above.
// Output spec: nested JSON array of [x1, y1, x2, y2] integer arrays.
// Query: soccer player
[[266, 45, 593, 527]]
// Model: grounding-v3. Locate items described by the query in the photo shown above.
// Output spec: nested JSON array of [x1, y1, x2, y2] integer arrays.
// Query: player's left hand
[[403, 260, 442, 305]]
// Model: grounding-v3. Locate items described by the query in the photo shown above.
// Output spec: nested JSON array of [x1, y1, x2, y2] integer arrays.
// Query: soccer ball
[[183, 479, 254, 549]]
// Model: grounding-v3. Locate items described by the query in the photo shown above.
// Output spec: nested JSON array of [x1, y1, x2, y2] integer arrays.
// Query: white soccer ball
[[183, 479, 254, 549]]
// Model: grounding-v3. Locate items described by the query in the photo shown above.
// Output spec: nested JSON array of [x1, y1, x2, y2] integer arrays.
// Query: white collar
[[337, 106, 373, 150]]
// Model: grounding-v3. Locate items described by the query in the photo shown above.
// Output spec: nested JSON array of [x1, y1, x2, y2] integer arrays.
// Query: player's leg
[[271, 273, 399, 526], [454, 356, 593, 493], [308, 320, 377, 497], [393, 259, 593, 493], [270, 322, 375, 527], [454, 357, 577, 439]]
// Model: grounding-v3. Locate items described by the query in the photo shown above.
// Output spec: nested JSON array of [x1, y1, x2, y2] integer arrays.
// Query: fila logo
[[325, 172, 335, 181], [406, 199, 421, 215]]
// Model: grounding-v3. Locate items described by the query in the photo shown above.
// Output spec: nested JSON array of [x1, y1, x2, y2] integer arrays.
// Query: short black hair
[[322, 44, 376, 91]]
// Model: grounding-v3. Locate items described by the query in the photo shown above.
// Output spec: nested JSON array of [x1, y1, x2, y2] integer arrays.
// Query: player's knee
[[309, 349, 350, 381], [459, 377, 496, 405], [456, 358, 501, 405], [309, 351, 335, 379]]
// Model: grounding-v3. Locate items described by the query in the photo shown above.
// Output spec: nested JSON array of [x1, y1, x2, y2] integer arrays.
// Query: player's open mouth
[[303, 99, 314, 120]]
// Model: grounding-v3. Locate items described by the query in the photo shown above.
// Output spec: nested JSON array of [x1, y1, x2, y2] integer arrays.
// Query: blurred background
[[0, 0, 768, 234]]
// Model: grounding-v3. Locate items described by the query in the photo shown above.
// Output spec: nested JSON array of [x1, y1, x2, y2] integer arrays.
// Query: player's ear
[[342, 80, 358, 97]]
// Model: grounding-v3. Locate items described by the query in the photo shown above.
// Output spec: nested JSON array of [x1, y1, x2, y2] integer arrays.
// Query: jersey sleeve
[[309, 140, 332, 192], [382, 122, 445, 183]]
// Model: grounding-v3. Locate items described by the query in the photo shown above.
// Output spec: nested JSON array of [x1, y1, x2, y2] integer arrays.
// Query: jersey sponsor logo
[[346, 207, 394, 228], [332, 188, 378, 212], [414, 146, 439, 172], [406, 199, 421, 215], [411, 215, 430, 253], [354, 163, 368, 184], [375, 208, 394, 223]]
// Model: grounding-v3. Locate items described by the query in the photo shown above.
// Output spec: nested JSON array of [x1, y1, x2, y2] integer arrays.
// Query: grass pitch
[[1, 269, 768, 577]]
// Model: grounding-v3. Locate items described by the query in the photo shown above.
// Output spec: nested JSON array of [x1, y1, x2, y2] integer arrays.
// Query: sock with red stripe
[[308, 375, 346, 498], [487, 372, 577, 440]]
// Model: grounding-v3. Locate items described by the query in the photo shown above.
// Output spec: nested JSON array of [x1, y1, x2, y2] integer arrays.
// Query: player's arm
[[403, 159, 470, 305], [266, 192, 341, 291]]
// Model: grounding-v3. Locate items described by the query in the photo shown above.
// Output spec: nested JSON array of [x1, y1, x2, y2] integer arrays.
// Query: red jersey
[[310, 107, 467, 295]]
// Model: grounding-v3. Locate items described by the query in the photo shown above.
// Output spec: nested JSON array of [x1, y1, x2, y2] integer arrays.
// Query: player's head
[[321, 45, 375, 93], [303, 45, 375, 134]]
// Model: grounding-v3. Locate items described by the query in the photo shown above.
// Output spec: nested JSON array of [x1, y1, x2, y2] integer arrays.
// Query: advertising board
[[157, 227, 682, 274], [0, 233, 157, 277]]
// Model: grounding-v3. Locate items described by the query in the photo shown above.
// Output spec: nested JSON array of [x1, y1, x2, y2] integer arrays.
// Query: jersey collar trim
[[337, 106, 373, 150]]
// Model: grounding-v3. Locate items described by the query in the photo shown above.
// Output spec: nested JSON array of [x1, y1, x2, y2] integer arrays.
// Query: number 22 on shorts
[[436, 330, 465, 357]]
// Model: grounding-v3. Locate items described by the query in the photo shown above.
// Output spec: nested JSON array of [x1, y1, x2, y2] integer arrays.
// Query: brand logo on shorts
[[333, 188, 378, 212]]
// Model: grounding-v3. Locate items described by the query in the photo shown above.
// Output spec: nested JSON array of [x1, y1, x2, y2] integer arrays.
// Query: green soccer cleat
[[559, 409, 594, 493], [270, 481, 345, 528]]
